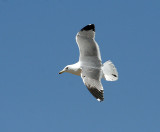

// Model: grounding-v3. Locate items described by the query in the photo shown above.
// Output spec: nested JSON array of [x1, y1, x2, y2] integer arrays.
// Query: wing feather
[[76, 24, 102, 64], [81, 67, 104, 102]]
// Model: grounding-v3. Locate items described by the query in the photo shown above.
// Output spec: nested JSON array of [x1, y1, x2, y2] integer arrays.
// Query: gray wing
[[81, 67, 104, 102], [76, 24, 102, 67]]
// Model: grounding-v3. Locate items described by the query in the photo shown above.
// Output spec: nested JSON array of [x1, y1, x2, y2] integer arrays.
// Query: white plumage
[[59, 24, 118, 102]]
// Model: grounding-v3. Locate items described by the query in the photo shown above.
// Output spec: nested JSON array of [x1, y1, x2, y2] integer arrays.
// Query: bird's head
[[59, 65, 70, 74]]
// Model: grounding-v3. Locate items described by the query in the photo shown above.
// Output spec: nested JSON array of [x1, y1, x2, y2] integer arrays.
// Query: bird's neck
[[67, 63, 81, 76]]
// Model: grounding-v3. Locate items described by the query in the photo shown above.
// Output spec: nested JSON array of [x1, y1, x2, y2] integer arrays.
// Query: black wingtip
[[80, 24, 95, 32], [88, 88, 104, 102]]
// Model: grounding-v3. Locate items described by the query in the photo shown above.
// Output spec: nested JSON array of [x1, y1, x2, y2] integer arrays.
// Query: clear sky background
[[0, 0, 160, 132]]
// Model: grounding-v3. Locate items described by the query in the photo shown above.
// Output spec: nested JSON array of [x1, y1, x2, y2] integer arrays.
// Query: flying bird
[[59, 24, 118, 102]]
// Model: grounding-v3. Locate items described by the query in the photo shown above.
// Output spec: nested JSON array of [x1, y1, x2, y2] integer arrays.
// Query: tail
[[102, 60, 118, 81]]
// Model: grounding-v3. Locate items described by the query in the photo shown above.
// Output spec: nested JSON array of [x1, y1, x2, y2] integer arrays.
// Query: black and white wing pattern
[[81, 67, 104, 102], [76, 24, 102, 67], [76, 24, 104, 101]]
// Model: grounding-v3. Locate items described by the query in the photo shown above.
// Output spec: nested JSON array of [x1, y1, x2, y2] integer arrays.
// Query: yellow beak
[[59, 70, 65, 74]]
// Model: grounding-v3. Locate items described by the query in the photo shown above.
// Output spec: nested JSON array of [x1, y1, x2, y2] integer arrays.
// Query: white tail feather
[[102, 60, 118, 81]]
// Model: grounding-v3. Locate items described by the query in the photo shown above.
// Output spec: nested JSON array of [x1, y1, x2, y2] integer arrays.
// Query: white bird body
[[59, 24, 118, 102]]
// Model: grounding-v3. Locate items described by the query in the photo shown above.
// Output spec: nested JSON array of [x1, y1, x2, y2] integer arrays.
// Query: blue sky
[[0, 0, 160, 132]]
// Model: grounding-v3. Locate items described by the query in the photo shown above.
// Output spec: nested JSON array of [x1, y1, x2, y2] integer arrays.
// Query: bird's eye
[[66, 67, 68, 70]]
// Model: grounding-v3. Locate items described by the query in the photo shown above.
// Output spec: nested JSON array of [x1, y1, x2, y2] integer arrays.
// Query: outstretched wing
[[81, 67, 104, 102], [76, 24, 102, 67], [76, 24, 104, 101]]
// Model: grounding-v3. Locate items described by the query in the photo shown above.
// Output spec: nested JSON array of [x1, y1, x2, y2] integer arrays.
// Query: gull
[[59, 24, 118, 102]]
